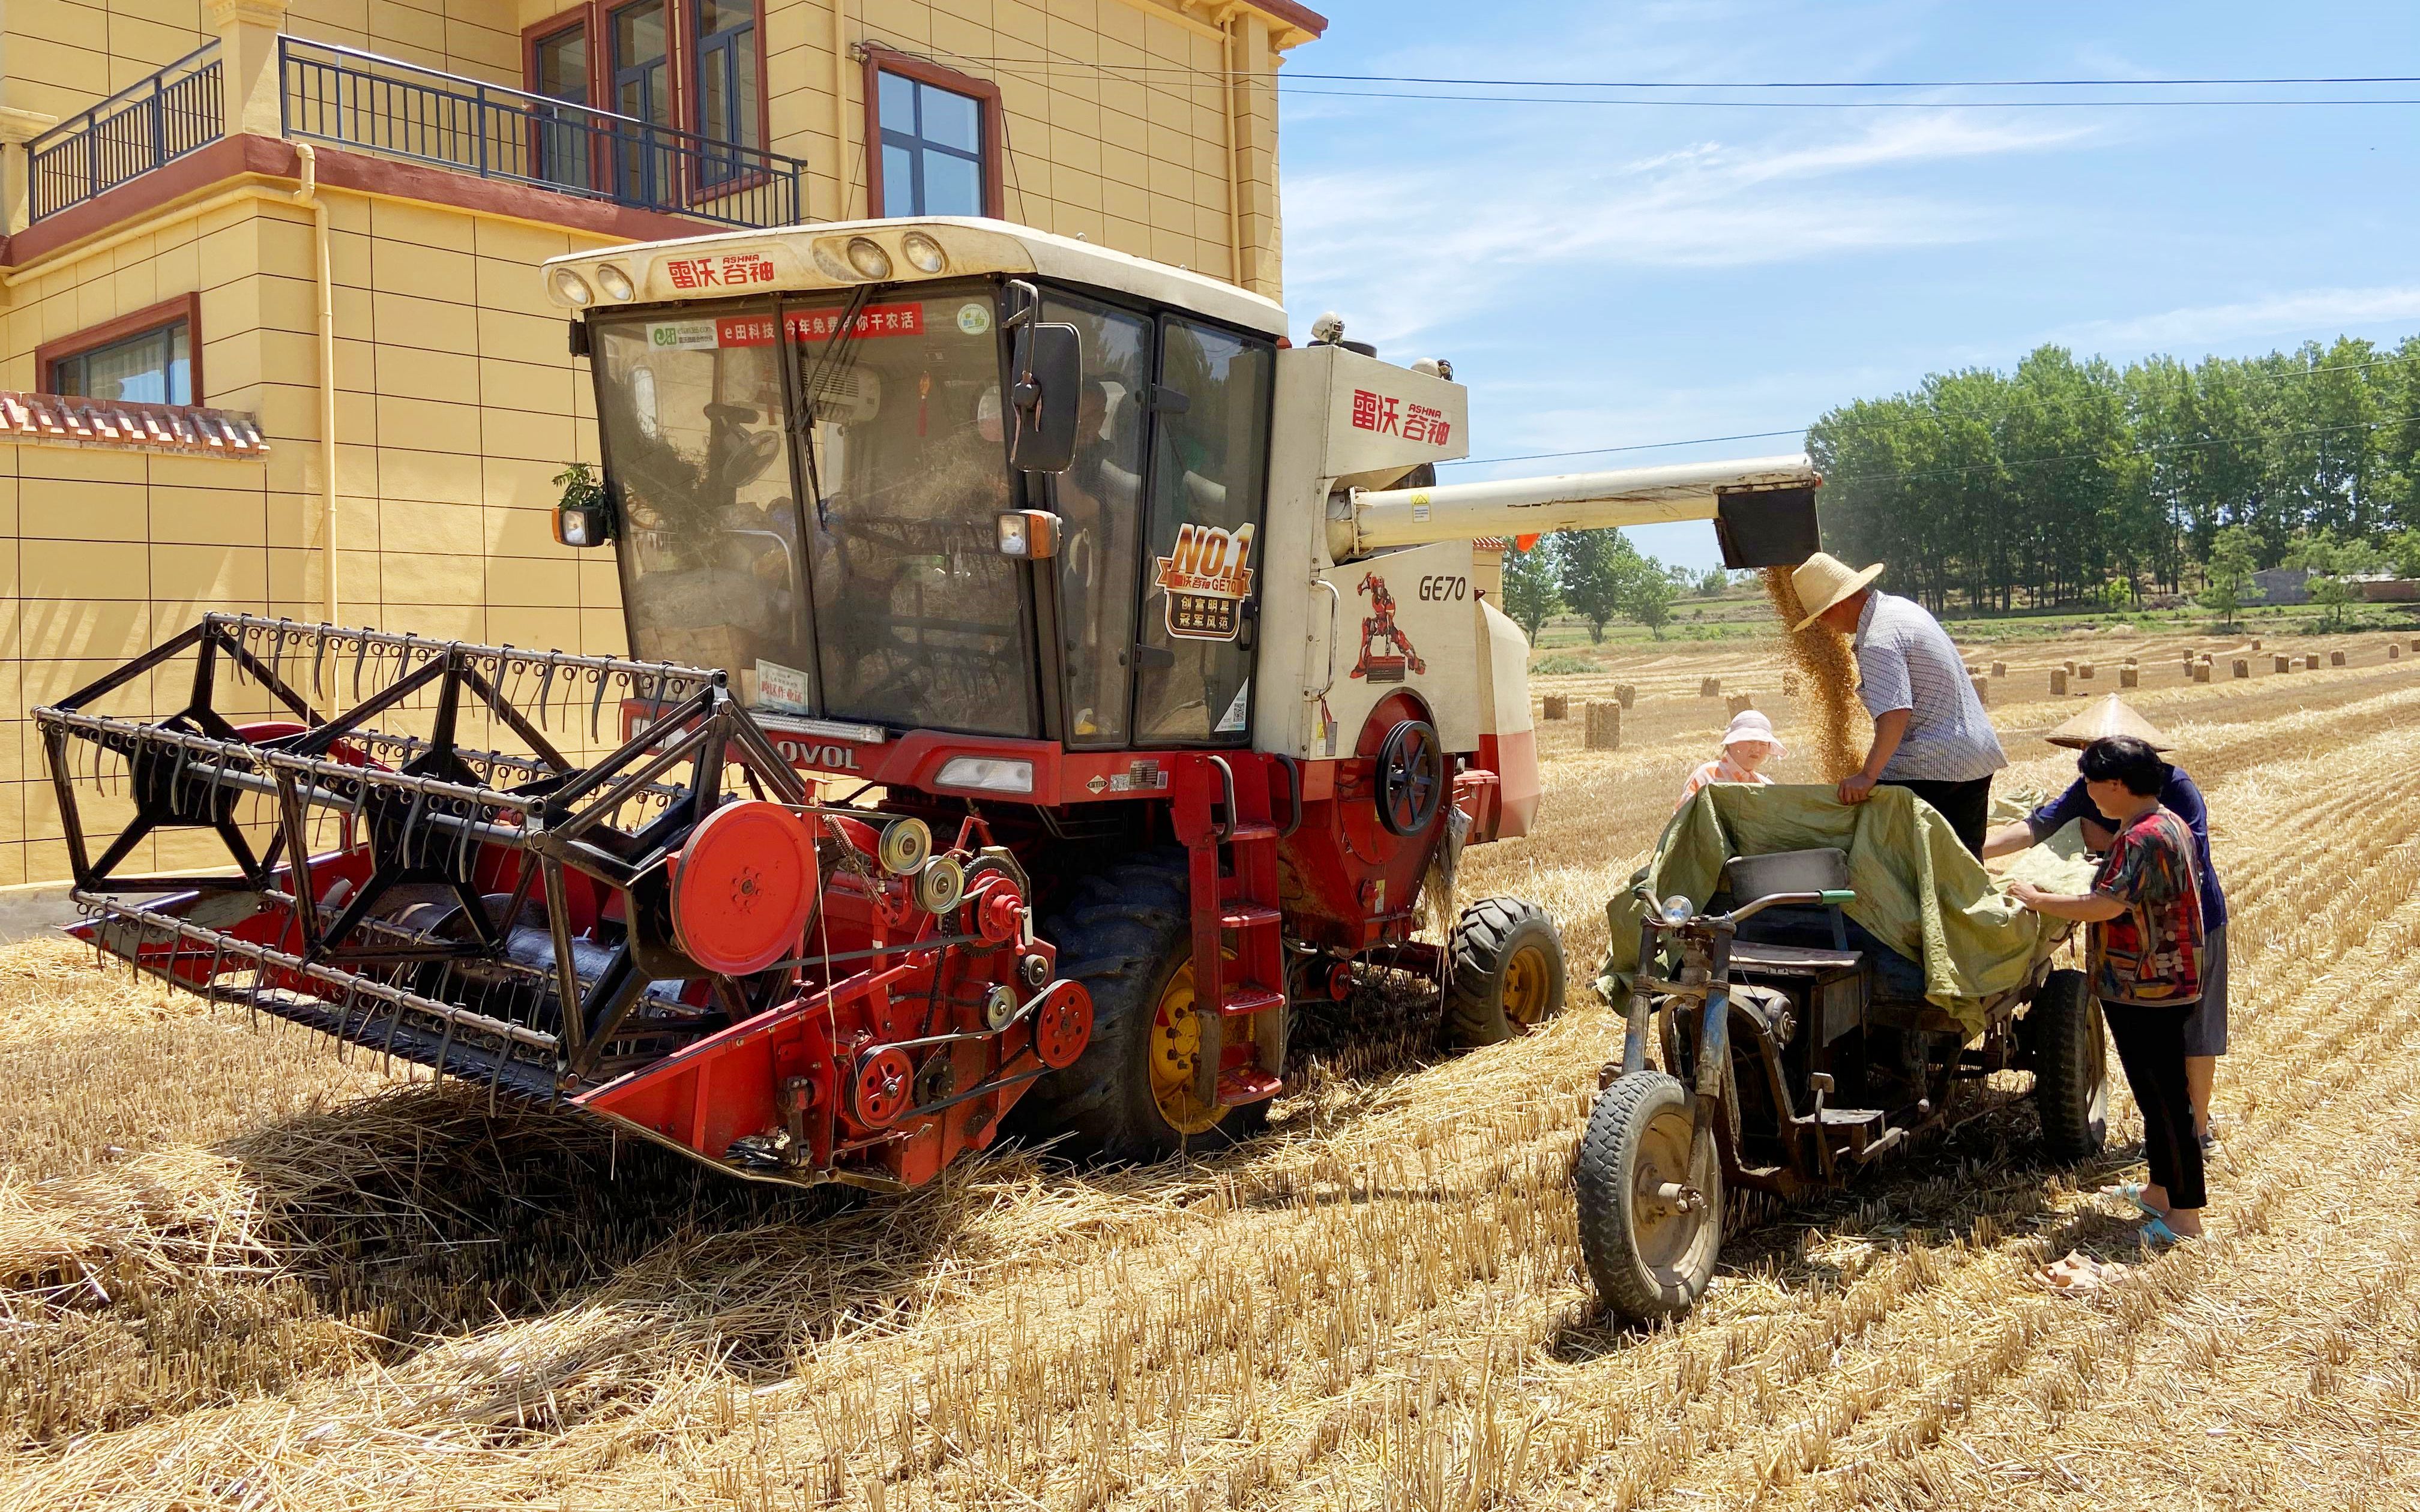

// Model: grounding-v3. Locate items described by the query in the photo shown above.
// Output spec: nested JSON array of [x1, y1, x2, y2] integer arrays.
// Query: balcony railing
[[280, 37, 805, 230], [28, 44, 224, 223]]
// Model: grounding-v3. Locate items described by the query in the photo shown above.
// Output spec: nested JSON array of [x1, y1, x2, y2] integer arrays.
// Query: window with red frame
[[862, 50, 1002, 220], [41, 298, 199, 406], [524, 0, 762, 192]]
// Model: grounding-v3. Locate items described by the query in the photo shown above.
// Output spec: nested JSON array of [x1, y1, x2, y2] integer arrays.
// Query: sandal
[[2139, 1216, 2194, 1247], [2102, 1183, 2166, 1219]]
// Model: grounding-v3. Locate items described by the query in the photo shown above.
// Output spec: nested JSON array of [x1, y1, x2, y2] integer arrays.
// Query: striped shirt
[[1853, 592, 2007, 782], [1676, 753, 1772, 811]]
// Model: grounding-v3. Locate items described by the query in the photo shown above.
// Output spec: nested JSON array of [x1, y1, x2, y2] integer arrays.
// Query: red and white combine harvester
[[38, 218, 1820, 1191]]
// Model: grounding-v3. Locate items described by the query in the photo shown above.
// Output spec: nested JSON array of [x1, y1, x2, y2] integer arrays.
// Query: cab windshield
[[591, 279, 1030, 736]]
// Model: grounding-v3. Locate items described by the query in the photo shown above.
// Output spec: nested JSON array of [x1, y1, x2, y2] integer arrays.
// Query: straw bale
[[1541, 694, 1567, 721]]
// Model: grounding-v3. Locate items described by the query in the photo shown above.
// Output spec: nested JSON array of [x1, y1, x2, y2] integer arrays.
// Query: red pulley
[[977, 881, 1024, 943], [850, 1046, 915, 1127], [665, 800, 817, 976], [1327, 961, 1356, 1002], [1032, 980, 1092, 1069]]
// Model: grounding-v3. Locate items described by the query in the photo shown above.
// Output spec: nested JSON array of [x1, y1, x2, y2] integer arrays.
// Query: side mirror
[[1008, 321, 1082, 473]]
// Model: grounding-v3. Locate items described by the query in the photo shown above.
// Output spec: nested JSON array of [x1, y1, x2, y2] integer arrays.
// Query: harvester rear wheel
[[2026, 966, 2110, 1162], [1011, 850, 1270, 1163], [1442, 896, 1567, 1046]]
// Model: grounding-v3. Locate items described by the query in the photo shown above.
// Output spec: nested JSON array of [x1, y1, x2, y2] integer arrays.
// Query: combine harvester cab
[[43, 216, 1823, 1190], [36, 617, 1088, 1191]]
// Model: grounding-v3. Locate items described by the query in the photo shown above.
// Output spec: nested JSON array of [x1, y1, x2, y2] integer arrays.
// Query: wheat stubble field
[[4, 625, 2419, 1510]]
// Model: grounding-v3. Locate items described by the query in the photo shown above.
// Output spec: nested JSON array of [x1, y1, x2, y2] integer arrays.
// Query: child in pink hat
[[1676, 710, 1786, 810]]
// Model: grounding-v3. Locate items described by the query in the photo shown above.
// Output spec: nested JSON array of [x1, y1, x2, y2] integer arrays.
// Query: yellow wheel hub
[[1503, 944, 1551, 1027], [1148, 961, 1226, 1135]]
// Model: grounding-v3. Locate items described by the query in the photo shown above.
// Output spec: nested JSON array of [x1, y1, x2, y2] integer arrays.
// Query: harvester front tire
[[1442, 896, 1566, 1046], [1013, 850, 1269, 1164], [1576, 1071, 1722, 1324], [2027, 967, 2110, 1163]]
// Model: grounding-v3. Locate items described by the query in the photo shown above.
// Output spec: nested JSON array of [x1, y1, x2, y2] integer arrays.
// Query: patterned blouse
[[1676, 754, 1772, 811], [2089, 806, 2208, 1008]]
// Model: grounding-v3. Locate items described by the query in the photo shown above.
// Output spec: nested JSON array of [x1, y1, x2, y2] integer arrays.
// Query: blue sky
[[1275, 1, 2420, 570]]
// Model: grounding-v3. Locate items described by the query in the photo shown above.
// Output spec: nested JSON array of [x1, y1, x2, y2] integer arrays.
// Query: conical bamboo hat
[[2046, 694, 2171, 751]]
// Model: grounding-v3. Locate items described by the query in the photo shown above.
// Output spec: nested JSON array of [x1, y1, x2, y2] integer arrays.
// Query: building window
[[41, 296, 199, 406], [532, 20, 592, 190], [694, 0, 759, 184], [526, 0, 766, 200], [864, 50, 1001, 220]]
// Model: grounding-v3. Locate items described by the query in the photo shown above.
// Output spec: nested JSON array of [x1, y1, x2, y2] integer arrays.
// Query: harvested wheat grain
[[1760, 568, 1864, 782]]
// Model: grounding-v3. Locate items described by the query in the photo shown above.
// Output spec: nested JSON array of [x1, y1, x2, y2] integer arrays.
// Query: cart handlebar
[[1634, 886, 1856, 929]]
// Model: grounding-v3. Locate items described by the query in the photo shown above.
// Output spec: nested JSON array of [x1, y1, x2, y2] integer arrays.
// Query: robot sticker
[[1350, 572, 1427, 683], [1154, 522, 1257, 641]]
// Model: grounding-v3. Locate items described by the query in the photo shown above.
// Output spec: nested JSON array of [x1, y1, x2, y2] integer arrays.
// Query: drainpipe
[[1215, 5, 1245, 287], [291, 143, 340, 626]]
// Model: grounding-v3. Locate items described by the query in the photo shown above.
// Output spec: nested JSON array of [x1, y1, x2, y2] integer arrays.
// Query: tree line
[[1807, 335, 2420, 613]]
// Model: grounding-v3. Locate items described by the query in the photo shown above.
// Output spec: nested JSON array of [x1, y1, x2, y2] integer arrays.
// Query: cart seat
[[1720, 845, 1930, 1004]]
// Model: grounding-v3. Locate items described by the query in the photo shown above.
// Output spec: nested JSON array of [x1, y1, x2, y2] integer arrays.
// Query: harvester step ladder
[[1177, 754, 1295, 1110]]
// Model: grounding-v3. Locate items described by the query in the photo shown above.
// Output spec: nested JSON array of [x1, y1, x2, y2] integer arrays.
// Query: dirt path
[[2, 652, 2418, 1510]]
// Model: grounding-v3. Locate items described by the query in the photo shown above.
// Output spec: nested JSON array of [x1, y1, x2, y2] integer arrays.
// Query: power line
[[1281, 88, 2420, 108], [1831, 413, 2409, 488], [1443, 350, 2420, 470], [1440, 429, 1807, 467], [900, 56, 2420, 89]]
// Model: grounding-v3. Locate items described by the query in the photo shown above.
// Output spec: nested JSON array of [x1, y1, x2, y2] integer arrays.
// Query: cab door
[[1040, 293, 1154, 747], [1129, 315, 1274, 746]]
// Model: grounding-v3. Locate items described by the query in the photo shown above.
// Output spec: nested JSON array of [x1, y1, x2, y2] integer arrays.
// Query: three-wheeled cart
[[1576, 846, 2108, 1322]]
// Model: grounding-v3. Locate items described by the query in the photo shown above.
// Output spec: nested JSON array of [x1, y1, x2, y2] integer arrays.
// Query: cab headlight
[[936, 757, 1034, 794], [901, 231, 947, 274], [845, 236, 892, 280], [594, 263, 635, 301], [551, 268, 594, 307], [1660, 898, 1694, 925]]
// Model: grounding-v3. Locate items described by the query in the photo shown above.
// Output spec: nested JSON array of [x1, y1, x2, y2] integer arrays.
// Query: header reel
[[37, 614, 1088, 1190]]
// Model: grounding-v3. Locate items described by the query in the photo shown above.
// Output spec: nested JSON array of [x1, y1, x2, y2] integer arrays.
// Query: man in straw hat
[[1789, 552, 2007, 856], [1984, 695, 2230, 1155]]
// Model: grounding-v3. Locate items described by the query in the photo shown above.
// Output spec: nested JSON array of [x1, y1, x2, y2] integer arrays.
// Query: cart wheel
[[2027, 967, 2109, 1162], [1576, 1072, 1723, 1322], [1442, 897, 1567, 1046]]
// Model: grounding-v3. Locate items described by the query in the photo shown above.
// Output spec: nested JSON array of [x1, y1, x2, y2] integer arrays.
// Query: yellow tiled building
[[0, 0, 1323, 884]]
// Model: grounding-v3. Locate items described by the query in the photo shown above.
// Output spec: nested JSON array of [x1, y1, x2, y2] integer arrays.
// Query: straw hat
[[1789, 551, 1886, 631], [1722, 709, 1787, 756], [2046, 694, 2172, 751]]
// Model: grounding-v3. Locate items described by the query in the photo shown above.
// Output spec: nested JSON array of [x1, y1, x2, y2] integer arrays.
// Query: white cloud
[[1282, 112, 2096, 347], [2056, 286, 2420, 354]]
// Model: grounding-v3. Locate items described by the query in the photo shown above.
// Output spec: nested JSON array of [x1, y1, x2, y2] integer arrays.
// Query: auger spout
[[1329, 454, 1824, 562]]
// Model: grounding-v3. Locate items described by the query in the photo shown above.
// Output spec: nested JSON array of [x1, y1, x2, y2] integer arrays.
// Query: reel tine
[[311, 628, 328, 698], [537, 653, 558, 730], [589, 668, 609, 745], [354, 631, 370, 701], [403, 786, 429, 868]]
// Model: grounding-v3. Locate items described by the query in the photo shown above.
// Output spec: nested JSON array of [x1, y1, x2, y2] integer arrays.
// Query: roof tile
[[0, 392, 267, 457]]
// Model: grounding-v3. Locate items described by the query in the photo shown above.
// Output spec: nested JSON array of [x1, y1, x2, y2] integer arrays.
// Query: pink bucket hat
[[1721, 709, 1786, 756]]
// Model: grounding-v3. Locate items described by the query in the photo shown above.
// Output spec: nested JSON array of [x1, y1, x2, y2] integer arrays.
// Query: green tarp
[[1594, 784, 2099, 1037]]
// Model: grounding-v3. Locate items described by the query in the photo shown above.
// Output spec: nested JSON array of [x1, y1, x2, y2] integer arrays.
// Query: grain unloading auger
[[38, 614, 1089, 1190], [43, 217, 1823, 1192]]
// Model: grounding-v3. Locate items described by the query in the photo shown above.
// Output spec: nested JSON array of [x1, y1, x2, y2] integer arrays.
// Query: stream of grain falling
[[1761, 567, 1867, 782]]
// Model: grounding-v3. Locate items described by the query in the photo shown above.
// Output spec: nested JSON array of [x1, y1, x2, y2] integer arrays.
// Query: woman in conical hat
[[1982, 695, 2231, 1159], [2044, 694, 2171, 751]]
